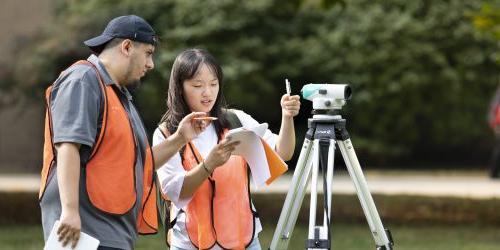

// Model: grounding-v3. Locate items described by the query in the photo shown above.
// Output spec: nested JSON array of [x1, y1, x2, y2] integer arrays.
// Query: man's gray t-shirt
[[40, 55, 149, 250]]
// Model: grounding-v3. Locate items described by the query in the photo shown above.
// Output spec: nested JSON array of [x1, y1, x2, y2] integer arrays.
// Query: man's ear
[[120, 39, 134, 57]]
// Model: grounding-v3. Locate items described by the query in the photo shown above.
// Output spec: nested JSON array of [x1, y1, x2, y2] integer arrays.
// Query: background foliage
[[2, 0, 499, 167]]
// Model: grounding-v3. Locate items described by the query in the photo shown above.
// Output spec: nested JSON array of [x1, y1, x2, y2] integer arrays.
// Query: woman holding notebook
[[153, 48, 300, 250]]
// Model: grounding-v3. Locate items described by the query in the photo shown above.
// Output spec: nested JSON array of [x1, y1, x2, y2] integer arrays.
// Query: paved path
[[0, 174, 40, 192], [2, 171, 499, 199], [257, 171, 500, 199]]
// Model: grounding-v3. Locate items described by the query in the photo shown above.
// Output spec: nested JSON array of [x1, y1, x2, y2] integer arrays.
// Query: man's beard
[[126, 79, 141, 95], [123, 59, 142, 94]]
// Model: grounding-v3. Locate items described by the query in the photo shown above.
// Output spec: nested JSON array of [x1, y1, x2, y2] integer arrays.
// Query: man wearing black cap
[[40, 15, 208, 250]]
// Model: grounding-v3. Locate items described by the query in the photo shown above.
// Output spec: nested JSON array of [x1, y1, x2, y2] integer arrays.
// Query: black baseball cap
[[84, 15, 157, 54]]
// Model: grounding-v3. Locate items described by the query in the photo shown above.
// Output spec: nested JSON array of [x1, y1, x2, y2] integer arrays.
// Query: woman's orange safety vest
[[39, 60, 158, 234], [182, 135, 256, 250]]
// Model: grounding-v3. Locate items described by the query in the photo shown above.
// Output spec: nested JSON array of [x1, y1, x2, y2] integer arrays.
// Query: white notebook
[[44, 220, 100, 250]]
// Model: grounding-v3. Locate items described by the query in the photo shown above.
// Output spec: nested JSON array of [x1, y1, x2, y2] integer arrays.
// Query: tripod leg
[[324, 139, 335, 226], [308, 139, 319, 242], [337, 139, 393, 250], [270, 138, 314, 250], [307, 138, 335, 250]]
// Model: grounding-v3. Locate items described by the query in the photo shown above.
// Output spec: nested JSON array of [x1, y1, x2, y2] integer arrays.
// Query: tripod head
[[301, 83, 352, 111]]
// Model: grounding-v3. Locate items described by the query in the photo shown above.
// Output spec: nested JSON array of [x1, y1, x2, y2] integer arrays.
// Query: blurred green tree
[[473, 1, 500, 39], [3, 0, 498, 166], [472, 1, 500, 63]]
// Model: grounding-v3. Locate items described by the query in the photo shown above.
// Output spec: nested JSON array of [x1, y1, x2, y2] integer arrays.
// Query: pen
[[193, 117, 218, 121], [285, 79, 291, 95]]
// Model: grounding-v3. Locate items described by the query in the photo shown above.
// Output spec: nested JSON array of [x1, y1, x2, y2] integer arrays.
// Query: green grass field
[[2, 223, 498, 250]]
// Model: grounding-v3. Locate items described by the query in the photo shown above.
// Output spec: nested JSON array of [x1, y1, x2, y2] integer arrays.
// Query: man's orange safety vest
[[39, 60, 158, 234], [182, 135, 256, 249]]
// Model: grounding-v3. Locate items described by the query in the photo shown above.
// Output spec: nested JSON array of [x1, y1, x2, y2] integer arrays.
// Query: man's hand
[[175, 112, 210, 142], [58, 209, 81, 248], [281, 94, 301, 118]]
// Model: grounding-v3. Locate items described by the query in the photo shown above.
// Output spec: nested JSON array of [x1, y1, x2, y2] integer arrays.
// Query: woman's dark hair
[[159, 48, 228, 139]]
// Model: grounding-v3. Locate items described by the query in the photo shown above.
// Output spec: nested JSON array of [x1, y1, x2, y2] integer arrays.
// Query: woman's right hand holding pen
[[176, 112, 210, 143]]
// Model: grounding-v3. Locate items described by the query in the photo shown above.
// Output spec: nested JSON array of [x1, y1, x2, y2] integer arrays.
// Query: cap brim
[[83, 34, 114, 53]]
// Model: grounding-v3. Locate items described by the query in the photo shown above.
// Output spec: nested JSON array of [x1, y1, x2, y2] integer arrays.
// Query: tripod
[[270, 113, 394, 250]]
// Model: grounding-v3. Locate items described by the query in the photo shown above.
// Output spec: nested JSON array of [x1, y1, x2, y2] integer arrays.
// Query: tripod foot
[[375, 229, 394, 250], [306, 239, 330, 249]]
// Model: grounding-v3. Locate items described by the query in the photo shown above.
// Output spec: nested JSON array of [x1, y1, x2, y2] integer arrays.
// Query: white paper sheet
[[227, 123, 270, 187], [44, 220, 100, 250]]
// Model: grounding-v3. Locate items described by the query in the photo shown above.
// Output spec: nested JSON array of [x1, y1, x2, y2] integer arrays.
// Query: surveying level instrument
[[270, 83, 394, 250]]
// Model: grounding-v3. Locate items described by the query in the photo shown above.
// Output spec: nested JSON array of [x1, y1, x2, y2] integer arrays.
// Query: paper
[[227, 123, 287, 187], [44, 220, 100, 250]]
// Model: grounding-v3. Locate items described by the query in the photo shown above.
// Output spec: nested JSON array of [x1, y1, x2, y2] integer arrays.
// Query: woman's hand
[[204, 138, 240, 171], [179, 137, 240, 199], [154, 112, 212, 170], [176, 112, 210, 142], [281, 94, 301, 118]]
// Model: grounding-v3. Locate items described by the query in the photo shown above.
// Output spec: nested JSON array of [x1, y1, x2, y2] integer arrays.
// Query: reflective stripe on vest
[[182, 133, 255, 249], [39, 60, 157, 234]]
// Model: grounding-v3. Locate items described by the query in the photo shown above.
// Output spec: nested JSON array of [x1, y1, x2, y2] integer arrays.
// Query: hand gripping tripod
[[270, 113, 394, 250]]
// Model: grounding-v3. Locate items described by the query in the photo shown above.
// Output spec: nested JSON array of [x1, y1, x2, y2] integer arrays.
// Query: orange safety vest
[[182, 133, 256, 250], [39, 60, 158, 234]]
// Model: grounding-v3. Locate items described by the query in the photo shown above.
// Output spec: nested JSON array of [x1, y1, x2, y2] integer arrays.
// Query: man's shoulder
[[53, 62, 101, 89], [63, 63, 100, 82]]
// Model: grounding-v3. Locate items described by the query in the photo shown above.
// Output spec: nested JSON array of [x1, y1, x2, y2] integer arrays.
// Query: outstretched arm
[[276, 94, 301, 161]]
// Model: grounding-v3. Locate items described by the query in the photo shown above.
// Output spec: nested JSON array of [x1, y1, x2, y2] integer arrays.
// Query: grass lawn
[[1, 223, 498, 250]]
